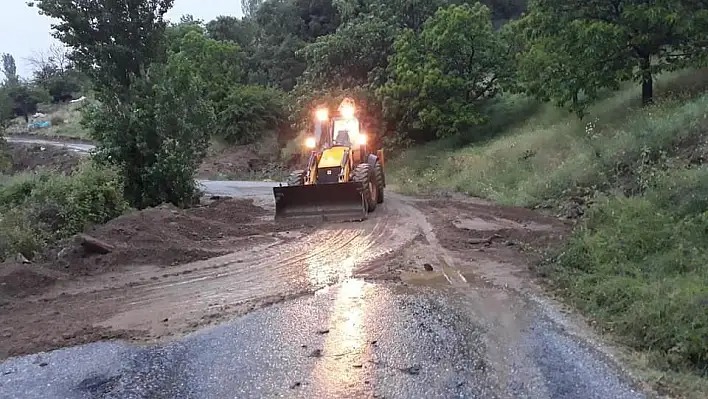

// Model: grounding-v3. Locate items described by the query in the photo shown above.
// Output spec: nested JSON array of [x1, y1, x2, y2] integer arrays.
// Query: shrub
[[0, 164, 129, 261], [218, 85, 290, 145], [85, 53, 215, 209], [50, 115, 65, 126], [543, 169, 708, 375]]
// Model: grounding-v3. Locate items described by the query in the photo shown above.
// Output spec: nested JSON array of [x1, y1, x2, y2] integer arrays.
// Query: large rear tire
[[286, 170, 306, 186], [352, 163, 377, 212], [374, 161, 385, 203]]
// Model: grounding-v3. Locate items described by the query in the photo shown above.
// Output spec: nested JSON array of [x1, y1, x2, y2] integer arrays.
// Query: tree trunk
[[640, 55, 653, 106]]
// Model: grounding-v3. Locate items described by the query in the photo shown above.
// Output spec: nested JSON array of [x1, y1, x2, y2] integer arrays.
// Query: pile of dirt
[[49, 197, 312, 277], [0, 263, 64, 299], [420, 199, 572, 261], [7, 142, 81, 174]]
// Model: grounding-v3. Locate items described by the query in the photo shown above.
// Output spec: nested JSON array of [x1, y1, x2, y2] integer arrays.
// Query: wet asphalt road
[[0, 280, 645, 399], [0, 138, 648, 398]]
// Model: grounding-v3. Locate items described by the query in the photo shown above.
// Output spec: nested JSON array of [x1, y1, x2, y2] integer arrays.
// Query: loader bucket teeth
[[273, 182, 367, 223]]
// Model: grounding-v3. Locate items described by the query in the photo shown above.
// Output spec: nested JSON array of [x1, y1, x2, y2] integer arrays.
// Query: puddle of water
[[453, 217, 553, 232], [453, 217, 504, 231], [399, 270, 451, 287]]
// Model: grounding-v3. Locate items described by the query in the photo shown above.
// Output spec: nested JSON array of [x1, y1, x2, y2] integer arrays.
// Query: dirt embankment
[[6, 142, 81, 174], [0, 196, 319, 359], [1, 197, 311, 300], [197, 136, 290, 180]]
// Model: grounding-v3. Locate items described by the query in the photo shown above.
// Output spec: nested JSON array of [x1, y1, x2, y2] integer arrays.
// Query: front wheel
[[351, 163, 377, 212], [286, 170, 306, 186], [374, 161, 385, 204]]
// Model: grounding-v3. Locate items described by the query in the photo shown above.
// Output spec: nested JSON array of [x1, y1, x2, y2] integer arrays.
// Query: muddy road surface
[[0, 139, 649, 398]]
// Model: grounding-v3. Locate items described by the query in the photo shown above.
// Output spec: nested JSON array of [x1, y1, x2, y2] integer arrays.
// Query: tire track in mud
[[58, 196, 424, 339]]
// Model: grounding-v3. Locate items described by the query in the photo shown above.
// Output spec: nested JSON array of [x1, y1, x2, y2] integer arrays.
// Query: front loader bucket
[[273, 182, 367, 223]]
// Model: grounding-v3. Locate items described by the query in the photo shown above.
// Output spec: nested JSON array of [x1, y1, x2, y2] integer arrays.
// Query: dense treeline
[[2, 0, 705, 208]]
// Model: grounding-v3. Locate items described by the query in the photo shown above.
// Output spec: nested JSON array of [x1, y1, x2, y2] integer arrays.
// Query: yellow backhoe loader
[[273, 98, 385, 222]]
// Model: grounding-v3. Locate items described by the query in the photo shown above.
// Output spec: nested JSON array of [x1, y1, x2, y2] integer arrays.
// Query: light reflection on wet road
[[0, 138, 649, 398], [0, 279, 646, 399]]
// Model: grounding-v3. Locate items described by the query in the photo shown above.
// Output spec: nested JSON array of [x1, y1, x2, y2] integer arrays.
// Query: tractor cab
[[311, 99, 368, 167]]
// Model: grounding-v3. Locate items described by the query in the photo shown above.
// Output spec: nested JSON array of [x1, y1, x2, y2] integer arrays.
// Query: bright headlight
[[315, 108, 328, 121], [356, 133, 367, 145], [305, 137, 316, 148]]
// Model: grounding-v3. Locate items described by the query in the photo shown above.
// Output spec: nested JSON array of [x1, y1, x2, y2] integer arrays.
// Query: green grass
[[539, 172, 708, 397], [389, 68, 708, 396], [389, 68, 708, 207], [5, 100, 91, 140]]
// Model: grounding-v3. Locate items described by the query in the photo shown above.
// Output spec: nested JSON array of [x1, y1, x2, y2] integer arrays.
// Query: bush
[[85, 53, 215, 209], [0, 164, 129, 261], [218, 85, 290, 145], [50, 115, 65, 126], [541, 167, 708, 375]]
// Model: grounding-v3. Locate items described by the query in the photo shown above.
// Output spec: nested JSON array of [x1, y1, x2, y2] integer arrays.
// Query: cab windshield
[[332, 118, 360, 146]]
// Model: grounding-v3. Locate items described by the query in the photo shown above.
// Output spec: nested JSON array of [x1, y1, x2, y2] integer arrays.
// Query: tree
[[292, 0, 460, 140], [219, 85, 290, 144], [27, 44, 87, 102], [6, 84, 51, 123], [85, 53, 215, 209], [25, 43, 71, 75], [1, 54, 19, 86], [206, 15, 260, 48], [170, 30, 245, 96], [377, 3, 513, 140], [165, 15, 207, 52], [520, 0, 708, 114], [31, 0, 175, 97], [242, 0, 264, 17]]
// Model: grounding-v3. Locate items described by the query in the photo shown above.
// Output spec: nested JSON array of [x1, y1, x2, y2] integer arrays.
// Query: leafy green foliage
[[0, 138, 9, 174], [298, 14, 397, 90], [544, 186, 708, 375], [0, 87, 14, 127], [219, 85, 290, 145], [378, 3, 513, 140], [0, 164, 129, 261], [518, 0, 708, 115], [5, 84, 51, 122], [168, 29, 245, 108], [85, 53, 215, 209], [1, 54, 19, 85]]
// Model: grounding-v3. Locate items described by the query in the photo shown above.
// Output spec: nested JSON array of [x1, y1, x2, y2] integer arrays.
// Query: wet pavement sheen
[[1, 280, 645, 399]]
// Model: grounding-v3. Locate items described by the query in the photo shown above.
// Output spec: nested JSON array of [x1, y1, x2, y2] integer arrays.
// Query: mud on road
[[0, 188, 570, 361]]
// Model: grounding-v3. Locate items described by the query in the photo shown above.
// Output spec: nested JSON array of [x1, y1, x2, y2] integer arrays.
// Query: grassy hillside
[[5, 100, 91, 140], [389, 68, 708, 397]]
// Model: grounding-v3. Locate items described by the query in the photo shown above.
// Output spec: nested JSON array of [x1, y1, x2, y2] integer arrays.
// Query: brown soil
[[47, 197, 299, 277], [419, 198, 571, 258], [6, 142, 81, 174], [197, 138, 288, 180], [0, 191, 569, 362]]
